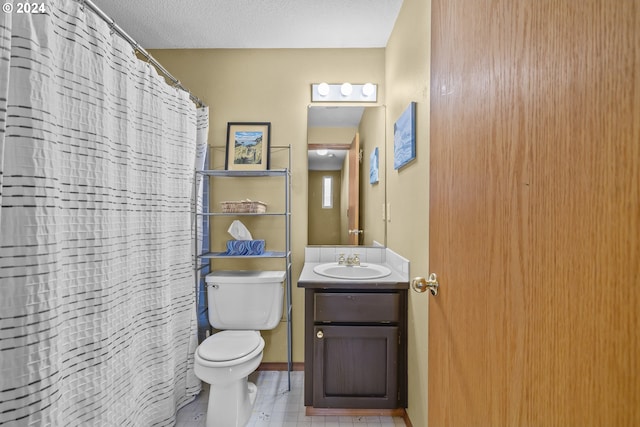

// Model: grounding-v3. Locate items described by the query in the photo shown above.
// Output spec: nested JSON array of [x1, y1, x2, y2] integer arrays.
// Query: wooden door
[[428, 1, 639, 426], [347, 133, 360, 245]]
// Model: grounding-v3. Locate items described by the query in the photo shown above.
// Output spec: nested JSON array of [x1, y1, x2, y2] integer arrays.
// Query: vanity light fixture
[[311, 82, 377, 102]]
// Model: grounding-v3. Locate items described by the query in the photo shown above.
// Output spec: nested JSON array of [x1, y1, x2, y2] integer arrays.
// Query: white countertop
[[298, 262, 409, 288]]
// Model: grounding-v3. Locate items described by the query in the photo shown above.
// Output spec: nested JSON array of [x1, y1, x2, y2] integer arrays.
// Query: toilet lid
[[198, 331, 261, 362]]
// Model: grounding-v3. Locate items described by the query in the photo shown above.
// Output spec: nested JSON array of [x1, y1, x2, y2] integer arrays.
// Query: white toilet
[[194, 270, 286, 427]]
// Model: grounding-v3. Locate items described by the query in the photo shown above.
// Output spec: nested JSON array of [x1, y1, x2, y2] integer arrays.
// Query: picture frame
[[225, 122, 271, 170], [369, 147, 379, 184], [393, 102, 416, 170]]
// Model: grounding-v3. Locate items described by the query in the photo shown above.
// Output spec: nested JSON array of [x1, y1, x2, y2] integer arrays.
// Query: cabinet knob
[[316, 330, 324, 339]]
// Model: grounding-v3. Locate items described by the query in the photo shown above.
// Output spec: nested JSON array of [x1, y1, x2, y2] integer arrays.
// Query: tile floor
[[175, 371, 407, 427]]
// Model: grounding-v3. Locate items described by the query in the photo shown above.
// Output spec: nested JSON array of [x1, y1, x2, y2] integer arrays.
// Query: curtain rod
[[82, 0, 207, 108]]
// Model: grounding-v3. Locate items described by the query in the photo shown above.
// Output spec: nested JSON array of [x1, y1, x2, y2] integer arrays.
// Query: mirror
[[307, 105, 386, 246]]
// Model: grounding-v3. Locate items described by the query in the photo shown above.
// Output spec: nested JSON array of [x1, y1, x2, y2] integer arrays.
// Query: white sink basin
[[313, 262, 392, 280]]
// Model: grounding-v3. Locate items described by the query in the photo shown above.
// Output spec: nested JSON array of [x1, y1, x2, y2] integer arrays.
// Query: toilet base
[[205, 378, 258, 427]]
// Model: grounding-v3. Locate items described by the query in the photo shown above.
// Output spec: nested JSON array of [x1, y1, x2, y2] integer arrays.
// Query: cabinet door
[[313, 325, 399, 409]]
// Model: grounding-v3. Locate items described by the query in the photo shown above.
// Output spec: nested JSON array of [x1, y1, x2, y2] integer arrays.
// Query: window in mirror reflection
[[322, 176, 333, 208]]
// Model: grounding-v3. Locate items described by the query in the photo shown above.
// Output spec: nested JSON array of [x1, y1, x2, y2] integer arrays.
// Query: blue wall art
[[393, 102, 416, 170], [369, 147, 379, 184]]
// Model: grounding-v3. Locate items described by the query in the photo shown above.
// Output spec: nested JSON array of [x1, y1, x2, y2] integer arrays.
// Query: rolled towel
[[225, 240, 265, 256]]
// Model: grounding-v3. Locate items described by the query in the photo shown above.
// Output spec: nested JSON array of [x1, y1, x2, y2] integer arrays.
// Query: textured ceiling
[[92, 0, 404, 49]]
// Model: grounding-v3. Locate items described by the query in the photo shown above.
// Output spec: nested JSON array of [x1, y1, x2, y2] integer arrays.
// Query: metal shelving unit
[[194, 146, 293, 390]]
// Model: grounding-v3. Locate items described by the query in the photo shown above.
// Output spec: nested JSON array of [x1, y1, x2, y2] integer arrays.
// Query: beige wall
[[149, 48, 385, 363], [384, 0, 431, 425], [308, 170, 341, 245], [307, 127, 355, 145]]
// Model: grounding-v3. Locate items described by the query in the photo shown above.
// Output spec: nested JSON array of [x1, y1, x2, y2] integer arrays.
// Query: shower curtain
[[194, 108, 210, 343], [0, 1, 205, 425]]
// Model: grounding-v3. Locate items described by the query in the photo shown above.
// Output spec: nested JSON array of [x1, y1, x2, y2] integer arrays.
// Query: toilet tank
[[205, 270, 286, 330]]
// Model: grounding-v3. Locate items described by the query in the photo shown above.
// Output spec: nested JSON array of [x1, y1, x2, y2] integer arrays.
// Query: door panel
[[429, 1, 639, 426], [313, 325, 398, 409]]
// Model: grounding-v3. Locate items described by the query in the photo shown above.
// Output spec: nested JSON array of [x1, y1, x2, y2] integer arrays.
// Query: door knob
[[316, 330, 324, 339], [411, 273, 439, 296]]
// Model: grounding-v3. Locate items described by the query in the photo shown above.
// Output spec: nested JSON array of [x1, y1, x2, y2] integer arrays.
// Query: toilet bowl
[[193, 270, 285, 427], [194, 330, 265, 427]]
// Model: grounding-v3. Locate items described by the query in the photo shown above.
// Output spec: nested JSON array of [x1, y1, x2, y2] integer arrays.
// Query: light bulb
[[340, 82, 353, 96], [362, 83, 375, 97], [317, 149, 328, 156], [317, 82, 330, 96]]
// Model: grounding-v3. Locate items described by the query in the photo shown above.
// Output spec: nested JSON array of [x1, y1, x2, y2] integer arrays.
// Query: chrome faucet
[[346, 253, 360, 266], [338, 253, 360, 266]]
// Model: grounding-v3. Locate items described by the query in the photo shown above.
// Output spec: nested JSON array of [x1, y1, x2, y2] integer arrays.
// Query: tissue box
[[225, 240, 265, 256]]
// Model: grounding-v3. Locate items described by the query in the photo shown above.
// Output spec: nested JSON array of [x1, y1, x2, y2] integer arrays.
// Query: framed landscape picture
[[393, 102, 416, 170], [225, 122, 271, 170]]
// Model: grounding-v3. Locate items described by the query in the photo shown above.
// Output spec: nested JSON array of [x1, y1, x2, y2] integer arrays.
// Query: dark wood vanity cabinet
[[303, 287, 408, 409]]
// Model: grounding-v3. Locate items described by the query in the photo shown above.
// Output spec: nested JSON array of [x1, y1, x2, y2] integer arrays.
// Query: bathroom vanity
[[298, 247, 409, 412]]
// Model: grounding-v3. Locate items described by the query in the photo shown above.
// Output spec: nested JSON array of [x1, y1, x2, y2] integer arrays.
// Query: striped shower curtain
[[0, 1, 205, 425]]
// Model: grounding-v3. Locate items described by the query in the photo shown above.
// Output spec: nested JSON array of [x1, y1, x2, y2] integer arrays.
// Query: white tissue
[[228, 220, 253, 241]]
